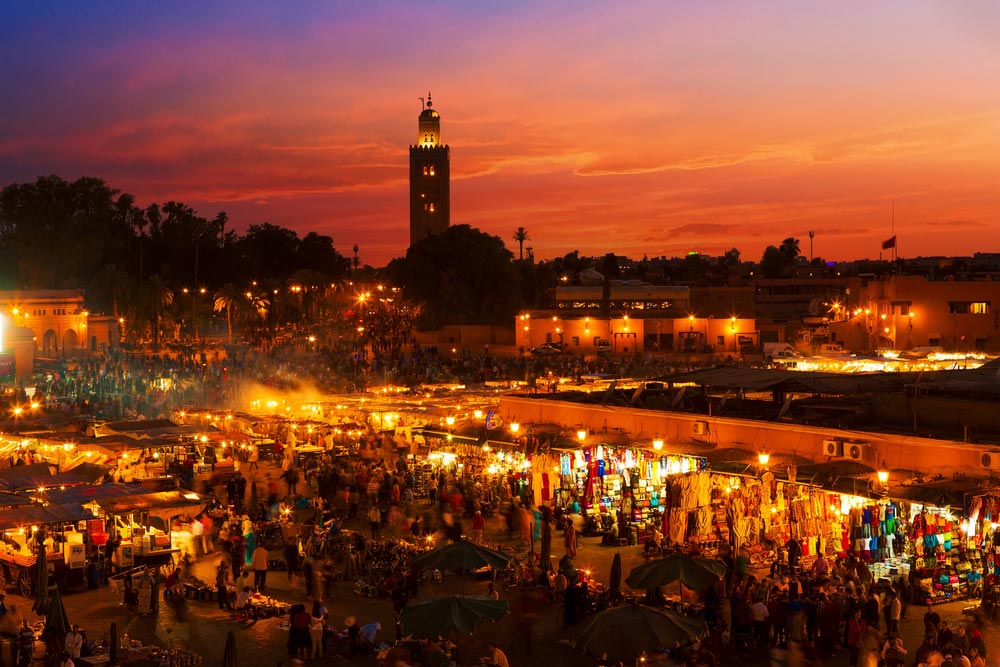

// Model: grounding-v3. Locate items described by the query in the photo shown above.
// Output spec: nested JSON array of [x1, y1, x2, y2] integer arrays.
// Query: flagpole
[[892, 202, 897, 264], [891, 202, 896, 266]]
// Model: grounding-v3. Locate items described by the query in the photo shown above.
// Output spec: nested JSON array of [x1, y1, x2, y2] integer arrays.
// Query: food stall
[[0, 503, 91, 595]]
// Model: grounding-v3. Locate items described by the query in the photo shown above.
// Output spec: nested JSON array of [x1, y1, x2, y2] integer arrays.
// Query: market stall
[[0, 503, 91, 594]]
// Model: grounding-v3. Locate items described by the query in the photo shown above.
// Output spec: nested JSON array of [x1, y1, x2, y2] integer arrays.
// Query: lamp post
[[652, 438, 664, 451]]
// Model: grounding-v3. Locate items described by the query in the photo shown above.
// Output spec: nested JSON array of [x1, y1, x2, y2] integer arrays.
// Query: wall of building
[[832, 275, 1000, 352], [515, 314, 757, 356], [498, 395, 992, 480]]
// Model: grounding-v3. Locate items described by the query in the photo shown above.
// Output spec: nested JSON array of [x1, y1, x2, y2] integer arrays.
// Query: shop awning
[[48, 462, 113, 486], [0, 463, 57, 491], [93, 490, 207, 519], [0, 503, 90, 530]]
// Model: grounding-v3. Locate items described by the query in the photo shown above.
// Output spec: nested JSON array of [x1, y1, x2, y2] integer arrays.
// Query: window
[[929, 337, 941, 346], [428, 203, 435, 213], [949, 301, 991, 314], [717, 335, 725, 346], [428, 166, 435, 176], [422, 166, 429, 176], [571, 336, 579, 347]]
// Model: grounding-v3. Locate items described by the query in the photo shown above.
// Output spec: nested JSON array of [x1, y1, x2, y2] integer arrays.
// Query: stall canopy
[[0, 504, 89, 530], [39, 485, 206, 518], [48, 462, 112, 487], [0, 462, 112, 492], [94, 490, 205, 517], [0, 463, 56, 492]]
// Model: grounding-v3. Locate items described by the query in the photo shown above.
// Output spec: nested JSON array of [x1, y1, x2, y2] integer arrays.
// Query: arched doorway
[[63, 329, 78, 354], [42, 330, 58, 356]]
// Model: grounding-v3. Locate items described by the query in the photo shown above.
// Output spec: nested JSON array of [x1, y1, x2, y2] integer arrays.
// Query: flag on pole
[[882, 235, 896, 250]]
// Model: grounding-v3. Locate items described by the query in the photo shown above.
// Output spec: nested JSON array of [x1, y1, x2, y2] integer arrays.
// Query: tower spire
[[426, 91, 432, 108]]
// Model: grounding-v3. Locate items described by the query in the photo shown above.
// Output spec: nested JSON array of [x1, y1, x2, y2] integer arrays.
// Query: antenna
[[808, 230, 815, 263]]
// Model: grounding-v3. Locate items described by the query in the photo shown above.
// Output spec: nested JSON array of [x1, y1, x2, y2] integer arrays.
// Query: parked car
[[531, 343, 563, 355]]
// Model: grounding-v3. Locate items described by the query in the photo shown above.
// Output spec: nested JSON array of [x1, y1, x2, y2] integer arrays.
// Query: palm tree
[[512, 227, 530, 260], [779, 237, 800, 266], [90, 264, 133, 318], [138, 275, 174, 351], [213, 283, 245, 344]]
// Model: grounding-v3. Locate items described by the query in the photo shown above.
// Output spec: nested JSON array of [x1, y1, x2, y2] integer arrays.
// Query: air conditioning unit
[[844, 442, 866, 462], [692, 421, 709, 436], [981, 452, 1000, 470], [823, 440, 843, 457]]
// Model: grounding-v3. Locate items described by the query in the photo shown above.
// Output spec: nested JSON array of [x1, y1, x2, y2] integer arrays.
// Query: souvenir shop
[[710, 472, 918, 578], [548, 445, 708, 545], [966, 493, 1000, 610], [904, 494, 996, 606]]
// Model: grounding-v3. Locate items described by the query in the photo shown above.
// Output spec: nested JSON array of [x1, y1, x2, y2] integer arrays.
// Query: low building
[[0, 290, 121, 375]]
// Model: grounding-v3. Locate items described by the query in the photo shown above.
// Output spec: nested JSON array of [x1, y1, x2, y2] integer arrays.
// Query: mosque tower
[[409, 92, 450, 247]]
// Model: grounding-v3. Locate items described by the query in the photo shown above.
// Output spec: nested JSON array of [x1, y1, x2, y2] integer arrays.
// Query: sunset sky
[[1, 2, 999, 267]]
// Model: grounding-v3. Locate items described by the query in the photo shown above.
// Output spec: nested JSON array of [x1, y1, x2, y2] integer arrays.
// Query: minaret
[[409, 92, 451, 247]]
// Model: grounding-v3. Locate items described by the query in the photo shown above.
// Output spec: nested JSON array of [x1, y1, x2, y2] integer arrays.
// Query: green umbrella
[[625, 553, 726, 593], [569, 603, 707, 663], [42, 587, 71, 653], [400, 595, 509, 638], [222, 629, 237, 667], [412, 539, 512, 573], [31, 531, 48, 616], [42, 587, 70, 636]]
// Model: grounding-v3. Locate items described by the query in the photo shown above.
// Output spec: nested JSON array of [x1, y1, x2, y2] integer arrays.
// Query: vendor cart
[[0, 550, 63, 597]]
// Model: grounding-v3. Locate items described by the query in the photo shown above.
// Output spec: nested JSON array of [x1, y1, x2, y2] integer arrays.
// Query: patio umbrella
[[41, 587, 71, 648], [31, 533, 48, 616], [569, 604, 707, 663], [400, 595, 509, 638], [625, 553, 726, 595], [222, 629, 237, 667], [609, 552, 622, 600], [412, 539, 512, 573], [110, 622, 119, 666]]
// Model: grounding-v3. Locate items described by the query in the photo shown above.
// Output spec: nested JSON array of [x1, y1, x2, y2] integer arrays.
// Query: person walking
[[563, 516, 578, 558], [16, 620, 35, 667], [471, 510, 485, 545], [216, 560, 234, 612], [847, 608, 867, 667], [887, 590, 901, 637], [369, 504, 381, 540], [252, 543, 269, 592], [190, 515, 205, 557], [200, 513, 214, 554]]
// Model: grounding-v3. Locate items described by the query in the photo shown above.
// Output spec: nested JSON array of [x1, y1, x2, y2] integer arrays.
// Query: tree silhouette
[[138, 275, 174, 351], [512, 227, 531, 260], [779, 237, 800, 266], [213, 283, 245, 344]]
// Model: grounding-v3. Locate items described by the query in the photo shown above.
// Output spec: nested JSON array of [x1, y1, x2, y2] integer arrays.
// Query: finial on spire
[[418, 96, 425, 110], [427, 91, 432, 108]]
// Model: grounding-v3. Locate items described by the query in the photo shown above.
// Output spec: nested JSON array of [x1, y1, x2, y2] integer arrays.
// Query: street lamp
[[652, 438, 664, 451], [510, 422, 520, 435], [877, 466, 889, 485], [577, 429, 587, 442], [758, 452, 770, 466]]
